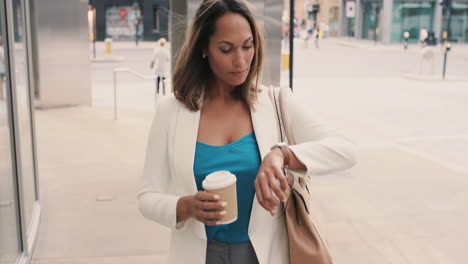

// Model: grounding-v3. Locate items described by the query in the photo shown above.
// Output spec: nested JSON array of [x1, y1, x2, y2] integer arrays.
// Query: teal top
[[193, 132, 261, 243]]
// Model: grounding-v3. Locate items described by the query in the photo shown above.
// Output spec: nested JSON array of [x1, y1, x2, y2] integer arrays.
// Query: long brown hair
[[172, 0, 264, 112]]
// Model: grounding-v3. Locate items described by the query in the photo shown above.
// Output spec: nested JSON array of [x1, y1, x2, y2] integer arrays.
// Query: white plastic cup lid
[[202, 171, 237, 190]]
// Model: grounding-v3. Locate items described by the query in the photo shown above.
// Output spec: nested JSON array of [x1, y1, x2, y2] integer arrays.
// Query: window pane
[[0, 3, 21, 263], [11, 0, 37, 234]]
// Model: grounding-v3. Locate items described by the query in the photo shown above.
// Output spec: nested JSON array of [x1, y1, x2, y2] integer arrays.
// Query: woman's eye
[[243, 46, 253, 49], [220, 49, 231, 53]]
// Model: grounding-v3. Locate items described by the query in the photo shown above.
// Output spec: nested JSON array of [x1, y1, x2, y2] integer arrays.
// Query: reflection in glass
[[347, 17, 356, 37], [12, 0, 37, 234], [391, 2, 434, 43], [105, 5, 144, 41], [0, 13, 21, 264], [362, 2, 382, 40], [450, 3, 468, 43]]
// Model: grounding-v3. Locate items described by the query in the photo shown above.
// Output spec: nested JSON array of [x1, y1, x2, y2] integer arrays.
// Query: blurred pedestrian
[[426, 31, 437, 46], [301, 25, 310, 48], [282, 22, 289, 48], [150, 37, 170, 96], [419, 27, 428, 47], [313, 24, 320, 49]]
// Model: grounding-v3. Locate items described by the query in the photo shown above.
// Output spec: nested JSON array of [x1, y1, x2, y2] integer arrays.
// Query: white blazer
[[138, 85, 356, 264], [151, 46, 170, 78]]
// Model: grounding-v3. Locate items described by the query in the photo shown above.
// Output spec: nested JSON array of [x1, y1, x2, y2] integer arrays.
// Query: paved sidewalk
[[31, 106, 170, 264], [30, 103, 468, 264], [31, 40, 468, 263]]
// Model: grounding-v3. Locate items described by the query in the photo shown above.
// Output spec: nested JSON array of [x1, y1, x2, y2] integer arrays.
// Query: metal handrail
[[112, 67, 158, 120]]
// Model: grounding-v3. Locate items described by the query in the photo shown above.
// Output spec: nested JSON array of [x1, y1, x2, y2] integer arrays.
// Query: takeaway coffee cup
[[202, 171, 238, 224]]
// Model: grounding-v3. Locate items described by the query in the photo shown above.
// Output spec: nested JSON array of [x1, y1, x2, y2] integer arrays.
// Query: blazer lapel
[[251, 86, 278, 160], [173, 104, 200, 194], [173, 104, 207, 240], [249, 86, 279, 234]]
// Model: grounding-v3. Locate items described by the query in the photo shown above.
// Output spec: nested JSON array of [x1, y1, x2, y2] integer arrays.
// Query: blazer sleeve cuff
[[138, 192, 188, 232], [287, 144, 313, 174], [287, 139, 357, 176]]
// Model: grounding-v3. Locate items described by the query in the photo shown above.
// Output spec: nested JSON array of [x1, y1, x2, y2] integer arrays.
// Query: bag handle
[[272, 87, 286, 143], [269, 86, 312, 213], [270, 86, 297, 188]]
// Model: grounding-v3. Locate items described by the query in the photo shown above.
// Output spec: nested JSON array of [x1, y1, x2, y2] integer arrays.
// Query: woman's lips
[[231, 69, 247, 77]]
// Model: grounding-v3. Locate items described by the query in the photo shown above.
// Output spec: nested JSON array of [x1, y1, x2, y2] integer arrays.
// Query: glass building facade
[[0, 0, 40, 263], [391, 1, 435, 42], [362, 1, 383, 40], [450, 2, 468, 42], [340, 0, 468, 43]]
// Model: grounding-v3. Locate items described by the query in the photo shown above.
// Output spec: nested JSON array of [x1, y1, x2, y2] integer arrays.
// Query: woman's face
[[206, 12, 255, 87]]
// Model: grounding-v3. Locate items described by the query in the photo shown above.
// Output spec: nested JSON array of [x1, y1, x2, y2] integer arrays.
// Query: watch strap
[[271, 143, 290, 167]]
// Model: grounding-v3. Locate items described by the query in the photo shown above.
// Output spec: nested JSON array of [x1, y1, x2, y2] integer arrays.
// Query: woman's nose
[[232, 50, 245, 68]]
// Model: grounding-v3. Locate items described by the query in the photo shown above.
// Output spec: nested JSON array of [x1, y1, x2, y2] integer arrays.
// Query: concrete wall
[[32, 0, 92, 108]]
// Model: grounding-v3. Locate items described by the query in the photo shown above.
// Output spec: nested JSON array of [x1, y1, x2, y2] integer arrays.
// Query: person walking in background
[[281, 22, 289, 48], [313, 24, 320, 49], [150, 37, 170, 97], [419, 27, 428, 47], [301, 23, 310, 48]]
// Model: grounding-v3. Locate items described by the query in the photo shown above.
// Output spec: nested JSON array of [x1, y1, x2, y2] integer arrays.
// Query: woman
[[138, 0, 356, 263], [150, 37, 170, 96]]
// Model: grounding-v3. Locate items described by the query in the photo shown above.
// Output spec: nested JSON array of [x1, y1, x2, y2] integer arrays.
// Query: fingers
[[274, 166, 289, 193], [194, 209, 227, 225], [193, 191, 228, 225], [268, 174, 285, 202], [255, 172, 279, 215], [260, 174, 278, 209], [254, 179, 272, 211], [195, 191, 220, 202], [195, 199, 227, 211], [255, 165, 291, 216]]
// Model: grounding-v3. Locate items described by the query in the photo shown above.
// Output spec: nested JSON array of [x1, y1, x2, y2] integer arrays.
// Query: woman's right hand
[[177, 191, 227, 225]]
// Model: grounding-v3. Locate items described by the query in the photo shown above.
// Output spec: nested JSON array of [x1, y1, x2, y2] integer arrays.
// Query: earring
[[202, 52, 206, 59]]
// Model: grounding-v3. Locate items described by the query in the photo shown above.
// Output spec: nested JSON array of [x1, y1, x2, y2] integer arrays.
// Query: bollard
[[282, 53, 290, 71], [442, 42, 451, 79], [105, 38, 113, 57], [374, 27, 380, 44]]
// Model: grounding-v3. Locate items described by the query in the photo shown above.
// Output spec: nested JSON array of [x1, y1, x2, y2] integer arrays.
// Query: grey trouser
[[206, 240, 259, 264]]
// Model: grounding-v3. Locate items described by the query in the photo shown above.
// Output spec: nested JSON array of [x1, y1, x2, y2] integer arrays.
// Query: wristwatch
[[271, 142, 290, 168]]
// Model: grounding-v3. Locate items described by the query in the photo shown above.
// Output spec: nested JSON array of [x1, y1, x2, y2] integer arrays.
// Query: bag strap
[[270, 86, 296, 188], [272, 87, 287, 144], [270, 86, 312, 211]]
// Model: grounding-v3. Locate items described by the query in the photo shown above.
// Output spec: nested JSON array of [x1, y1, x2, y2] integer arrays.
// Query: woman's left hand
[[254, 148, 289, 216]]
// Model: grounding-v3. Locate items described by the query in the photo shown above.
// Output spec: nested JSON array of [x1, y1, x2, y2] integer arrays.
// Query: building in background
[[90, 0, 169, 41], [294, 0, 341, 37], [338, 0, 468, 43], [446, 1, 468, 43]]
